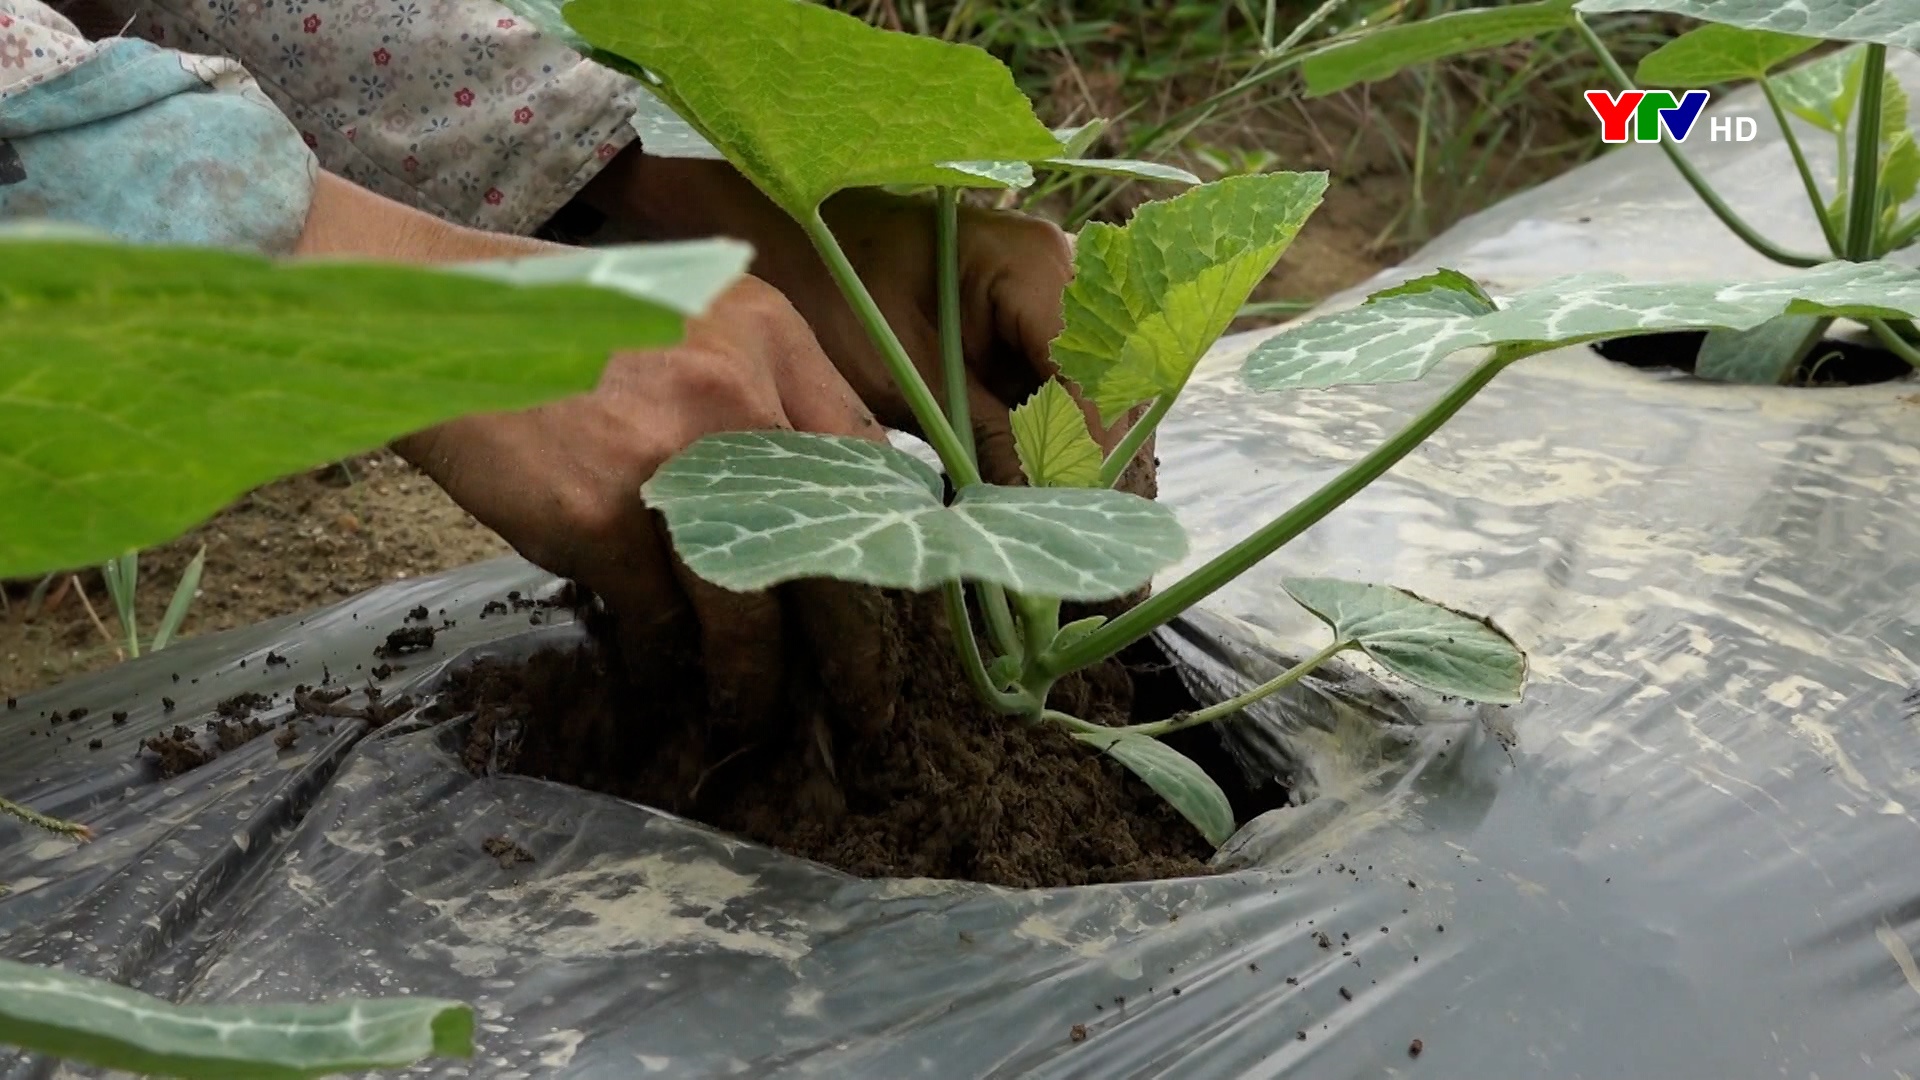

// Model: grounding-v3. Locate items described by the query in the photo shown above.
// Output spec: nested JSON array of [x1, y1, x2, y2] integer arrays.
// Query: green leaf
[[1771, 46, 1860, 133], [1052, 172, 1329, 422], [1882, 133, 1920, 214], [1299, 0, 1575, 97], [1243, 259, 1920, 391], [0, 957, 471, 1079], [1576, 0, 1920, 50], [1282, 578, 1526, 704], [643, 431, 1187, 600], [1073, 732, 1236, 847], [151, 545, 207, 652], [1037, 158, 1203, 186], [1054, 121, 1110, 158], [935, 160, 1038, 189], [1010, 380, 1104, 488], [1634, 24, 1819, 87], [565, 0, 1063, 218], [0, 238, 748, 580], [1365, 268, 1499, 316], [448, 241, 749, 313], [1695, 313, 1829, 384]]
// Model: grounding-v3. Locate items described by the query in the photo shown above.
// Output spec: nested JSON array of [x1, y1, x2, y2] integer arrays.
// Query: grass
[[830, 1, 1681, 253]]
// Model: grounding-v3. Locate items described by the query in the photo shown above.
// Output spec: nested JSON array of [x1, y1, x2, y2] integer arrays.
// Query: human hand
[[585, 154, 1114, 485], [394, 276, 888, 732]]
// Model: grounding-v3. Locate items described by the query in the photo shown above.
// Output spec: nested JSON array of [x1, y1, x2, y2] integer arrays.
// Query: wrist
[[295, 171, 559, 264]]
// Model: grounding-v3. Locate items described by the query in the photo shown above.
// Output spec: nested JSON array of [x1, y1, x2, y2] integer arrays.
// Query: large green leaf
[[1283, 578, 1526, 704], [1768, 45, 1878, 133], [1052, 172, 1329, 422], [1695, 313, 1829, 383], [1576, 0, 1920, 51], [1243, 259, 1920, 391], [1299, 0, 1575, 97], [1010, 379, 1104, 488], [1038, 159, 1203, 186], [1634, 24, 1819, 86], [642, 431, 1186, 600], [0, 238, 748, 580], [1073, 732, 1236, 847], [564, 0, 1063, 218], [0, 957, 470, 1078]]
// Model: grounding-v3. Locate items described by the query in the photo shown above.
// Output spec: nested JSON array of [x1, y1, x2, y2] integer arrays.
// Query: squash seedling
[[1296, 0, 1920, 384], [534, 0, 1920, 848]]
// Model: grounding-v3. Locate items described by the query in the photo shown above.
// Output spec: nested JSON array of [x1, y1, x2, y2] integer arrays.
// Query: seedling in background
[[99, 547, 206, 660], [1297, 0, 1920, 384]]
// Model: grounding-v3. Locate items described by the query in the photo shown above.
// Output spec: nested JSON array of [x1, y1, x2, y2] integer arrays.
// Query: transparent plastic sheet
[[4, 68, 1920, 1079]]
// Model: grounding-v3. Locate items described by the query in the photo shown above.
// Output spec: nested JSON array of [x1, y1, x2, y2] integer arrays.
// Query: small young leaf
[[1282, 578, 1526, 704], [1299, 0, 1575, 97], [1073, 732, 1236, 847], [1053, 121, 1109, 158], [935, 160, 1038, 190], [1577, 0, 1920, 51], [1053, 172, 1329, 422], [1365, 268, 1499, 316], [565, 0, 1062, 218], [0, 238, 746, 580], [1052, 614, 1110, 654], [1244, 259, 1920, 392], [1010, 380, 1104, 488], [1634, 24, 1819, 87], [0, 957, 472, 1078], [643, 431, 1187, 600], [1695, 313, 1829, 384]]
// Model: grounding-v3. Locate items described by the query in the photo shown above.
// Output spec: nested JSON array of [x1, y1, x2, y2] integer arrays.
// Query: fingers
[[770, 320, 888, 444], [968, 374, 1028, 487], [782, 579, 898, 742]]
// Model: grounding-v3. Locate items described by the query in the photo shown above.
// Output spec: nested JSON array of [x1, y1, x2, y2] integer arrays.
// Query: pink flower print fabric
[[85, 0, 647, 234]]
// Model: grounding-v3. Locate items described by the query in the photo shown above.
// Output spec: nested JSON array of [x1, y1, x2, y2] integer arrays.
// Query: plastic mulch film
[[3, 63, 1919, 1078]]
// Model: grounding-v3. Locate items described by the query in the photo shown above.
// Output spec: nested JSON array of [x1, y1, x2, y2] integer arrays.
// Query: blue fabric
[[0, 38, 314, 253]]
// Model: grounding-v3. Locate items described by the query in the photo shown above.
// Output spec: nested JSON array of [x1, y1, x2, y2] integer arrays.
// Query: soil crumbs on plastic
[[444, 592, 1214, 889]]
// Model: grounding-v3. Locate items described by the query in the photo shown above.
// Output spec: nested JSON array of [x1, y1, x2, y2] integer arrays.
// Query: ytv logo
[[1584, 89, 1757, 144]]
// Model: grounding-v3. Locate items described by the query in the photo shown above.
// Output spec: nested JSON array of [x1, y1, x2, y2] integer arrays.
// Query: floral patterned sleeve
[[0, 0, 316, 253]]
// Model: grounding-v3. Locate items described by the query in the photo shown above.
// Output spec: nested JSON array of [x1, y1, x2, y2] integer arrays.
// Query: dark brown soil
[[442, 586, 1218, 888]]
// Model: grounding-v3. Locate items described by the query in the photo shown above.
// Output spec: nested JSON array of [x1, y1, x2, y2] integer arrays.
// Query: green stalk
[[943, 582, 1035, 716], [1843, 45, 1887, 262], [1059, 637, 1351, 740], [1886, 208, 1920, 254], [1039, 350, 1515, 679], [935, 189, 977, 468], [1868, 319, 1920, 368], [0, 796, 91, 840], [1099, 395, 1173, 488], [804, 211, 982, 488], [1760, 80, 1844, 257], [1573, 14, 1825, 269]]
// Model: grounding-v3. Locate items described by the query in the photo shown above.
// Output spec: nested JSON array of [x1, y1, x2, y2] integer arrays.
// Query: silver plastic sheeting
[[4, 63, 1920, 1080]]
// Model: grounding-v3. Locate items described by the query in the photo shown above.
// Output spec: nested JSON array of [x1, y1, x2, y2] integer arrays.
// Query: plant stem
[[1070, 637, 1351, 740], [1869, 319, 1920, 368], [1099, 395, 1172, 487], [0, 796, 91, 840], [1760, 80, 1844, 257], [1844, 45, 1887, 262], [1040, 350, 1515, 679], [935, 189, 977, 468], [1572, 14, 1825, 269], [943, 582, 1034, 715], [804, 211, 982, 488]]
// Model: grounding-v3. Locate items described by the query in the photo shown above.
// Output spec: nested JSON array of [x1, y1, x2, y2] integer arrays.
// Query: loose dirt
[[442, 590, 1218, 888]]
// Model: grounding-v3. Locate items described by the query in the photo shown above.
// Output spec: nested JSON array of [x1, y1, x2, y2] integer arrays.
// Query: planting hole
[[1591, 331, 1912, 387]]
